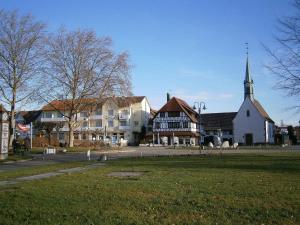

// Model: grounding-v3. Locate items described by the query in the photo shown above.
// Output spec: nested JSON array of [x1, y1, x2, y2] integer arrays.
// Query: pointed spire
[[245, 55, 252, 83], [244, 43, 254, 100]]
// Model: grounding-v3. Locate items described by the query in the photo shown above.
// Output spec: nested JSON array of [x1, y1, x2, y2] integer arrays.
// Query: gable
[[153, 97, 198, 123], [233, 97, 265, 123]]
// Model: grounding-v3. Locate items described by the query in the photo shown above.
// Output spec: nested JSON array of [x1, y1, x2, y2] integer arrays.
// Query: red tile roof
[[155, 97, 199, 123], [41, 96, 146, 111], [252, 99, 274, 123]]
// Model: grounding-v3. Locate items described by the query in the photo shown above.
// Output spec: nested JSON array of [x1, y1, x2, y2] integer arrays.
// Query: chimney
[[167, 93, 170, 102]]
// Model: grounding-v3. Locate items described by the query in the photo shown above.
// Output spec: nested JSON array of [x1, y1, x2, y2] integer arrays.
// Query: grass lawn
[[0, 154, 32, 163], [0, 153, 299, 225], [0, 161, 92, 181]]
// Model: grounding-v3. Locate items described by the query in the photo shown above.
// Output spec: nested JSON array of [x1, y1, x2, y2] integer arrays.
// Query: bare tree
[[0, 10, 46, 149], [43, 28, 132, 147], [264, 0, 300, 109]]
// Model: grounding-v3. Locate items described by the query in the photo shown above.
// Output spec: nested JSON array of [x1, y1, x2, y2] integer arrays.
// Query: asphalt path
[[1, 146, 299, 172]]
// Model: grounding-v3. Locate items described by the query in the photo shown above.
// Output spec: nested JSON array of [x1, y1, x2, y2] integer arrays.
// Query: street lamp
[[193, 101, 207, 149]]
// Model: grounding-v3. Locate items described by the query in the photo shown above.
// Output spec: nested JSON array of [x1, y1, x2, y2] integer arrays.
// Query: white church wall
[[233, 97, 266, 144]]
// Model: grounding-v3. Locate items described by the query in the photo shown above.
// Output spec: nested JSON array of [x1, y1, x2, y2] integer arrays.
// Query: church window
[[246, 110, 250, 117]]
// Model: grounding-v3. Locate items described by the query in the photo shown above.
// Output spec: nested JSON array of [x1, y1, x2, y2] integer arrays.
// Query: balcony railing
[[41, 117, 67, 122], [119, 114, 130, 120], [90, 115, 102, 120], [119, 125, 131, 130]]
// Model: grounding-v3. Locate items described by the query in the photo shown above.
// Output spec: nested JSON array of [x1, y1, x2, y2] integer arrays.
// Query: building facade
[[40, 96, 151, 146], [151, 96, 199, 146], [201, 112, 237, 144]]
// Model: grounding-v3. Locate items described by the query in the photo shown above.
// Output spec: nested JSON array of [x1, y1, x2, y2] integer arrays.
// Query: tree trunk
[[8, 93, 16, 151], [68, 122, 74, 147], [48, 132, 51, 146]]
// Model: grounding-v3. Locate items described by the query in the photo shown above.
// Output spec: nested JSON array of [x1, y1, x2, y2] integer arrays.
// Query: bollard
[[87, 149, 91, 161]]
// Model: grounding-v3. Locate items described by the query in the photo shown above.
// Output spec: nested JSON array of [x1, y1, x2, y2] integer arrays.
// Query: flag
[[17, 123, 30, 132]]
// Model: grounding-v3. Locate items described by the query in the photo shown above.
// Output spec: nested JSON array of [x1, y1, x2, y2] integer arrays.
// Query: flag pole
[[30, 122, 33, 149]]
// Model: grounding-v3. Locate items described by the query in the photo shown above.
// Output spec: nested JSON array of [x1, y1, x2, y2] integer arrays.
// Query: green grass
[[0, 161, 92, 181], [0, 154, 32, 163], [0, 153, 300, 224]]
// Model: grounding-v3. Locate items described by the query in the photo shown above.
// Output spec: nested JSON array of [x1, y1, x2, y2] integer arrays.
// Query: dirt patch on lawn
[[107, 171, 144, 177]]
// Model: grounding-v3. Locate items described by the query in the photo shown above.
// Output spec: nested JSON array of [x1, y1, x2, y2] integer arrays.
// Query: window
[[80, 112, 88, 118], [108, 110, 114, 116], [246, 110, 250, 117], [134, 121, 139, 127], [179, 138, 184, 145], [59, 133, 64, 140], [168, 122, 181, 129], [74, 133, 79, 140], [120, 121, 128, 126], [155, 122, 160, 129], [82, 121, 88, 127], [95, 120, 102, 127], [82, 133, 87, 140], [160, 112, 165, 118], [182, 122, 189, 128], [108, 119, 114, 127], [57, 112, 64, 118], [44, 112, 52, 118], [95, 109, 102, 115], [121, 109, 129, 115], [168, 111, 180, 117]]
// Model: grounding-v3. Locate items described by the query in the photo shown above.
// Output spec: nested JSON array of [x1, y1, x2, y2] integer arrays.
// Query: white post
[[173, 132, 175, 146], [152, 133, 154, 146], [157, 132, 160, 145], [30, 122, 33, 149]]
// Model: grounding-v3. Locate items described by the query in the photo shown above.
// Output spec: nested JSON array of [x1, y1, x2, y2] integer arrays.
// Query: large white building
[[233, 57, 275, 145], [40, 96, 151, 146]]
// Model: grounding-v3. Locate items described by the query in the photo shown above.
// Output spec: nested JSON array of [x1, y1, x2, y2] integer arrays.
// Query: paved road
[[1, 146, 299, 172]]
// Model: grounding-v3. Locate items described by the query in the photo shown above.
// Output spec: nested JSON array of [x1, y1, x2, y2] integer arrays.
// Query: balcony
[[88, 127, 103, 131], [41, 117, 67, 122], [60, 127, 69, 132], [90, 115, 102, 120], [119, 125, 131, 130], [119, 113, 130, 120]]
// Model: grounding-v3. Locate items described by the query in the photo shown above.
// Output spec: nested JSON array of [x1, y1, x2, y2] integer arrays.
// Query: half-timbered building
[[152, 97, 199, 145]]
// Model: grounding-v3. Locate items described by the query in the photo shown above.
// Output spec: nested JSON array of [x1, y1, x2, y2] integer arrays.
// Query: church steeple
[[244, 45, 254, 100]]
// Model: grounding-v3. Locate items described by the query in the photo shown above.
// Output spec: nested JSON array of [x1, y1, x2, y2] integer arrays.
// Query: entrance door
[[245, 133, 253, 145]]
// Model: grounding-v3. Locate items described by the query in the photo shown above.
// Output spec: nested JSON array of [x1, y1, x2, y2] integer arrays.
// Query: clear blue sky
[[1, 0, 298, 125]]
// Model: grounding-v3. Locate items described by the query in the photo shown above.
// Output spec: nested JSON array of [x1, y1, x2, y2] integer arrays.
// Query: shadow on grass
[[109, 154, 300, 173]]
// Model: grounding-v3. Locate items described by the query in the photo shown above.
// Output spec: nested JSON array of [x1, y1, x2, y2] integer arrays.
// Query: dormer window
[[160, 112, 165, 118], [246, 110, 250, 117]]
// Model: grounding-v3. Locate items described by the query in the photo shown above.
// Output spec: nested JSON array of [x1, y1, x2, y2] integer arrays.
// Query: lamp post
[[193, 101, 207, 149]]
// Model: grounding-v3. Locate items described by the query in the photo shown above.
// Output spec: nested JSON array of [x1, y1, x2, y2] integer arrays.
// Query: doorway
[[245, 133, 253, 145]]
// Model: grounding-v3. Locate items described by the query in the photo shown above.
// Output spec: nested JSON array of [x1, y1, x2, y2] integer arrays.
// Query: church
[[233, 57, 275, 145]]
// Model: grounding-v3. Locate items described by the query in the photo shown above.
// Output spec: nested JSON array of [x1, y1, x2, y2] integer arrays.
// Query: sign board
[[0, 121, 9, 158]]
